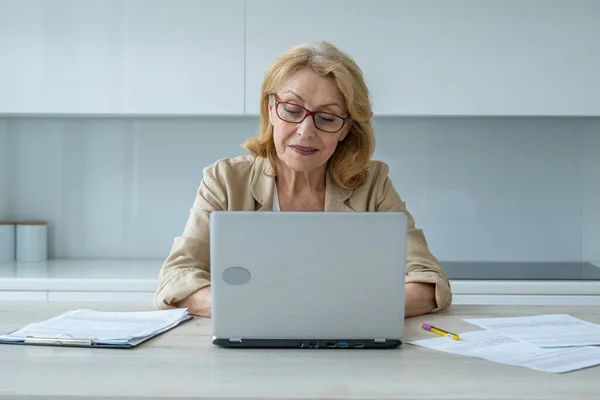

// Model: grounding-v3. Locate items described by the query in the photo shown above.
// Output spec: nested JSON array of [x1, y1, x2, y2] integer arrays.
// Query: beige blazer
[[154, 155, 452, 312]]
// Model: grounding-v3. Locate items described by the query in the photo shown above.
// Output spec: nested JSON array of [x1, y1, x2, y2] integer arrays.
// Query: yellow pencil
[[421, 322, 460, 340]]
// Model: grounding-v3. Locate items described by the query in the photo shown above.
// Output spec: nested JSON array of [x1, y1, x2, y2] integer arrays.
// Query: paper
[[0, 308, 190, 346], [410, 329, 600, 373], [463, 314, 600, 348]]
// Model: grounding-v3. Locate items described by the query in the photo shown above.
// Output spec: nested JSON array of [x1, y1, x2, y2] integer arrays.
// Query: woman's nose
[[297, 116, 317, 138]]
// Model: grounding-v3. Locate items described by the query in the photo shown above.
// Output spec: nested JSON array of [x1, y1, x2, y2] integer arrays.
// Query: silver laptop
[[210, 211, 408, 349]]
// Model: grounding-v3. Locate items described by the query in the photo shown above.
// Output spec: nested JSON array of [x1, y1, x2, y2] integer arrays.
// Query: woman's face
[[269, 67, 350, 174]]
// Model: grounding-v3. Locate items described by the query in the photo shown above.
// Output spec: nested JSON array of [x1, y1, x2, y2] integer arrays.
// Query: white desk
[[0, 302, 599, 399]]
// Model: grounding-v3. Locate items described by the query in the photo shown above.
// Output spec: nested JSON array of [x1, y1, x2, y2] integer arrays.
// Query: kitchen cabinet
[[0, 0, 245, 115], [453, 295, 600, 306], [47, 291, 154, 302], [117, 0, 245, 115], [1, 290, 599, 306], [1, 0, 597, 116], [245, 0, 600, 116], [0, 291, 47, 301]]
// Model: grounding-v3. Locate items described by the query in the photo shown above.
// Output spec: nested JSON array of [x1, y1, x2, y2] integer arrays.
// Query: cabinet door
[[0, 0, 121, 114], [0, 0, 245, 115], [48, 291, 154, 302], [245, 0, 600, 116], [119, 0, 244, 115], [454, 295, 600, 306], [0, 291, 47, 301], [0, 122, 9, 220]]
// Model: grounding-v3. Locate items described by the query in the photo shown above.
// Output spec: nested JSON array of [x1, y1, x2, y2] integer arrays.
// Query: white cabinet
[[453, 295, 600, 306], [0, 0, 117, 114], [118, 0, 244, 115], [48, 291, 154, 302], [0, 0, 245, 115], [0, 291, 47, 301], [245, 0, 600, 116], [2, 0, 598, 116]]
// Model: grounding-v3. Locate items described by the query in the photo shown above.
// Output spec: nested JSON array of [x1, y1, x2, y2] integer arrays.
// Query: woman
[[154, 41, 452, 318]]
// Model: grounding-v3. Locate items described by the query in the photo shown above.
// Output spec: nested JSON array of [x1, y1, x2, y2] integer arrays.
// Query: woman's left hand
[[404, 282, 436, 318]]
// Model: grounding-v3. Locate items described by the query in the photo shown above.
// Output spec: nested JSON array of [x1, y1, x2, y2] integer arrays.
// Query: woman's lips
[[289, 145, 318, 156]]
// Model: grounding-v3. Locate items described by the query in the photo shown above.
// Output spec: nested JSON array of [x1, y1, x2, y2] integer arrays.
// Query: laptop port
[[353, 343, 364, 348], [297, 342, 304, 348], [309, 341, 318, 348], [326, 342, 336, 348], [337, 341, 349, 348]]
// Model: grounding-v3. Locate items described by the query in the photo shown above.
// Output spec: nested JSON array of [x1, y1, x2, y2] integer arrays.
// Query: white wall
[[2, 116, 597, 263], [0, 120, 10, 220], [372, 117, 588, 263], [5, 117, 252, 259]]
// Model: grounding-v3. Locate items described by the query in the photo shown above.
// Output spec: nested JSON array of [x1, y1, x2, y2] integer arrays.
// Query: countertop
[[1, 259, 600, 295], [0, 259, 159, 291], [0, 302, 599, 399]]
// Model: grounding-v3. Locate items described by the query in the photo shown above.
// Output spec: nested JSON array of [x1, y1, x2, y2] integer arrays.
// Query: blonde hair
[[242, 41, 375, 189]]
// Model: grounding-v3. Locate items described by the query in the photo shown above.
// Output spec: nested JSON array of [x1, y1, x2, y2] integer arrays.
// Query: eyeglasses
[[274, 96, 350, 133]]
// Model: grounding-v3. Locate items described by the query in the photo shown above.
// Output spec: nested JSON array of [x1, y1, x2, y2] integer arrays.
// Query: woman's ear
[[267, 96, 275, 125], [338, 122, 351, 141]]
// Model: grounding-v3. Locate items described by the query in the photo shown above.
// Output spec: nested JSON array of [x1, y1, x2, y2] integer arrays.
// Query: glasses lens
[[276, 102, 345, 133], [315, 113, 344, 132], [277, 102, 305, 123]]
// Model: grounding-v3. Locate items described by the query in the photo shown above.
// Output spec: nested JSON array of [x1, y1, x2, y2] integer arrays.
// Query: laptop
[[210, 211, 408, 349]]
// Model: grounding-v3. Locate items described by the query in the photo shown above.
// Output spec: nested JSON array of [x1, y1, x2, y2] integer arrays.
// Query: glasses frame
[[273, 96, 351, 133]]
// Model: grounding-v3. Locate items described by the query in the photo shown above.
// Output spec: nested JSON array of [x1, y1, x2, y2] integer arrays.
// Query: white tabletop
[[0, 302, 599, 399], [2, 259, 600, 295]]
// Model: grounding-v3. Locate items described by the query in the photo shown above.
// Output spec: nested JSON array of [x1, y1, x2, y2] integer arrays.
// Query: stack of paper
[[410, 314, 600, 373], [464, 314, 600, 347], [0, 308, 191, 348]]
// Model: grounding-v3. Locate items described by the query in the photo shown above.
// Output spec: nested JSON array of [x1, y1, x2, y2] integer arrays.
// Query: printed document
[[410, 329, 600, 373], [463, 314, 600, 348], [0, 308, 190, 346]]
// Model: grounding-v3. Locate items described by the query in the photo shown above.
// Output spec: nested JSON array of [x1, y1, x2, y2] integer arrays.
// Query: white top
[[273, 183, 281, 211]]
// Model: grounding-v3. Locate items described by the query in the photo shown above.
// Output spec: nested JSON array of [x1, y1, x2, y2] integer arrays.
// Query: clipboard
[[0, 309, 193, 349]]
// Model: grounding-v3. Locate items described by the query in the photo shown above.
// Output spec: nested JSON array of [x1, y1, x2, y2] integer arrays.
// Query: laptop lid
[[210, 211, 408, 346]]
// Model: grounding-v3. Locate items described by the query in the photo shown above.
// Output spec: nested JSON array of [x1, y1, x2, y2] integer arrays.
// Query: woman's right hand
[[176, 286, 212, 318]]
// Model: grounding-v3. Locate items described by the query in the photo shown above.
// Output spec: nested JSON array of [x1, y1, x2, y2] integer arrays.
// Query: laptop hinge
[[228, 338, 242, 343], [374, 338, 387, 343]]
